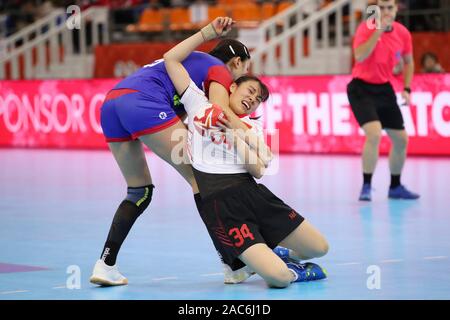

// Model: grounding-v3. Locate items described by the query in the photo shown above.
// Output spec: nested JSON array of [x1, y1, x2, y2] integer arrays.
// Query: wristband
[[200, 23, 219, 41]]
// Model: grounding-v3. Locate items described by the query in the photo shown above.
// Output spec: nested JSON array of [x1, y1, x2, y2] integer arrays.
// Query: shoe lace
[[289, 262, 306, 271]]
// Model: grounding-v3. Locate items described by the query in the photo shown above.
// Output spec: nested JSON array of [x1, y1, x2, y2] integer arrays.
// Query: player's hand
[[401, 90, 411, 106], [217, 107, 241, 130], [217, 115, 231, 130], [211, 17, 234, 37]]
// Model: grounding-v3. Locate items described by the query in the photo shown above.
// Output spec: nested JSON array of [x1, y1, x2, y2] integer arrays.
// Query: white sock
[[288, 268, 298, 282]]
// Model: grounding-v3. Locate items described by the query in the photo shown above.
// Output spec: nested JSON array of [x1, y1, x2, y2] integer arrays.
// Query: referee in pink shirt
[[347, 0, 419, 201]]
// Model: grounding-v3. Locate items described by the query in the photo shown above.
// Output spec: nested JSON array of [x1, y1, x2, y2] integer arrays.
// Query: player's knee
[[309, 234, 329, 258], [315, 239, 329, 257], [124, 184, 155, 215], [366, 131, 382, 145], [394, 134, 408, 150], [263, 268, 292, 288]]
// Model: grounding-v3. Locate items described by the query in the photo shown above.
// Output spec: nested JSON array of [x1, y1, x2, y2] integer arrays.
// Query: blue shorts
[[100, 88, 182, 142]]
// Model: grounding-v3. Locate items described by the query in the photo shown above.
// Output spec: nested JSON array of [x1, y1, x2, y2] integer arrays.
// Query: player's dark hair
[[209, 39, 251, 64], [235, 75, 269, 102]]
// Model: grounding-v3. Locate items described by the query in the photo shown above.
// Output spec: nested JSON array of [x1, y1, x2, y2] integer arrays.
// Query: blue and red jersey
[[100, 51, 234, 142], [113, 51, 233, 113]]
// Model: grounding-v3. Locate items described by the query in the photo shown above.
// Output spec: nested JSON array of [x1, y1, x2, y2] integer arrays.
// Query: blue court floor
[[0, 149, 449, 300]]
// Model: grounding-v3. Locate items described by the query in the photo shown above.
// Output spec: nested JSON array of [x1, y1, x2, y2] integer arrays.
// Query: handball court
[[0, 149, 449, 300]]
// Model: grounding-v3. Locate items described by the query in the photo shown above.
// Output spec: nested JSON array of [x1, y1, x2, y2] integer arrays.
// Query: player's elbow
[[354, 52, 366, 62], [249, 165, 265, 179], [263, 151, 273, 168], [354, 47, 367, 62], [163, 52, 178, 63], [252, 172, 264, 179]]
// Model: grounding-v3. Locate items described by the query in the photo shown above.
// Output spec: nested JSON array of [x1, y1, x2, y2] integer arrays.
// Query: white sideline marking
[[380, 259, 403, 263], [0, 290, 29, 295], [200, 273, 223, 277], [423, 256, 447, 260], [152, 276, 178, 281], [335, 262, 362, 266]]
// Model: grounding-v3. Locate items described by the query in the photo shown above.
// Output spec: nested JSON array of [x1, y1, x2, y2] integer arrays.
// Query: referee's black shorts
[[347, 78, 405, 130], [200, 180, 304, 271]]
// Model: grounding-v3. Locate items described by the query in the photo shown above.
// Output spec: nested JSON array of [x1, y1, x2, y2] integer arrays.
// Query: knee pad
[[105, 185, 155, 245], [125, 184, 155, 215]]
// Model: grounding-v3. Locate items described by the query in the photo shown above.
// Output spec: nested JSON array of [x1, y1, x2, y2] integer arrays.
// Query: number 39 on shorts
[[228, 224, 255, 247]]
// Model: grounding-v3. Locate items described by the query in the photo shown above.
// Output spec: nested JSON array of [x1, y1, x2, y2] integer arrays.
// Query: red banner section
[[0, 79, 119, 149], [0, 74, 449, 155], [257, 74, 450, 155]]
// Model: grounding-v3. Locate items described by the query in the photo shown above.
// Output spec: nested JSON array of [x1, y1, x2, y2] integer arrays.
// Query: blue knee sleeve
[[125, 184, 155, 215]]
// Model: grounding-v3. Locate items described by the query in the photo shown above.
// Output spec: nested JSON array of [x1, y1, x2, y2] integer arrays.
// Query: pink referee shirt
[[352, 21, 413, 84]]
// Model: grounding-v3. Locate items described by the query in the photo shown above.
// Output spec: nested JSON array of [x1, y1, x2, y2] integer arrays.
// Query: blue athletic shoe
[[359, 183, 372, 201], [286, 262, 327, 282], [273, 246, 294, 263], [388, 185, 420, 200]]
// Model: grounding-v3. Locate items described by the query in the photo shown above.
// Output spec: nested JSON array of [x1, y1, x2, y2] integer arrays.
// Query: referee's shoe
[[388, 185, 420, 200], [359, 183, 372, 201]]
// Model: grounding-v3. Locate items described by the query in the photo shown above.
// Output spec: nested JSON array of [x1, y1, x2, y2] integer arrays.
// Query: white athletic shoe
[[223, 264, 255, 284], [89, 259, 128, 286]]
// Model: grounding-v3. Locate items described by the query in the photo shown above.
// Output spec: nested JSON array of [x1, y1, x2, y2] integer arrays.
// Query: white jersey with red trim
[[180, 80, 263, 174]]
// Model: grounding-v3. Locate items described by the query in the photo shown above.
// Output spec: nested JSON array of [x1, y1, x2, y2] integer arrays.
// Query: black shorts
[[200, 181, 304, 271], [347, 78, 405, 129]]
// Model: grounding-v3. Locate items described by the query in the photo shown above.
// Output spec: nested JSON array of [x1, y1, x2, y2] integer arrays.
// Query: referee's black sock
[[363, 173, 373, 186], [390, 174, 401, 189]]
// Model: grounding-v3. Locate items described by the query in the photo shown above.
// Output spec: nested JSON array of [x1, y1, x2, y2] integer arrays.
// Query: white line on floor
[[0, 290, 29, 295], [151, 276, 178, 281], [423, 256, 447, 260], [380, 259, 403, 263], [200, 273, 223, 277], [52, 286, 66, 289], [335, 262, 362, 266]]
